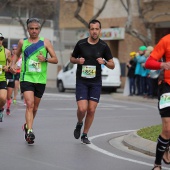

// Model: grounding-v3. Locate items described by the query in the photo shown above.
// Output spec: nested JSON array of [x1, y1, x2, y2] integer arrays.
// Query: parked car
[[56, 57, 121, 92]]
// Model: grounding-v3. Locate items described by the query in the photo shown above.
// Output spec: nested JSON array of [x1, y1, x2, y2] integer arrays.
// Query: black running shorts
[[14, 73, 20, 81], [20, 81, 46, 98], [0, 81, 7, 90], [158, 82, 170, 117], [7, 81, 15, 88]]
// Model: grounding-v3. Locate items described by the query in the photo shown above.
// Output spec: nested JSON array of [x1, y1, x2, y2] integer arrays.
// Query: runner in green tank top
[[0, 33, 12, 122], [10, 18, 58, 144], [20, 37, 48, 84]]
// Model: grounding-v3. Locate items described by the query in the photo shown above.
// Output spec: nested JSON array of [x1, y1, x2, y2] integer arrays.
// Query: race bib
[[159, 92, 170, 109], [28, 60, 41, 72], [0, 65, 2, 74], [81, 65, 96, 78]]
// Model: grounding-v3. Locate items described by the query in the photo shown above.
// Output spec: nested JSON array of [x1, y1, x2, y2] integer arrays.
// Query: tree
[[120, 0, 170, 46], [7, 0, 57, 38], [0, 0, 10, 11], [74, 0, 108, 28]]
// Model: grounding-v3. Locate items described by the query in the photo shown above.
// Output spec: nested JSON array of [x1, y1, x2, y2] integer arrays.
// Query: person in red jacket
[[145, 34, 170, 170], [11, 44, 22, 104]]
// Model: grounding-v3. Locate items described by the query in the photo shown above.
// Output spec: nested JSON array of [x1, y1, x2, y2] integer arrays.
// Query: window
[[63, 62, 74, 72]]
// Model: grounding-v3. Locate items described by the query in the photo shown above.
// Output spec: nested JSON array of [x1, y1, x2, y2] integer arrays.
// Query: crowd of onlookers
[[126, 45, 160, 98]]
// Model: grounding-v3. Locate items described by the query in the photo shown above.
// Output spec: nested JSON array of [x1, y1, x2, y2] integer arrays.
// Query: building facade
[[59, 0, 170, 86]]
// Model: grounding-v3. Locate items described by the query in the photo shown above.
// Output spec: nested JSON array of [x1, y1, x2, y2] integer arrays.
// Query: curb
[[122, 131, 156, 156]]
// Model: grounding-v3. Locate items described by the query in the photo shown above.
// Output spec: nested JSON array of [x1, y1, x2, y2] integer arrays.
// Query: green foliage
[[137, 124, 161, 142]]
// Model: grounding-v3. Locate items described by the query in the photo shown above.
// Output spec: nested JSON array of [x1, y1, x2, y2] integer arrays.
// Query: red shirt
[[145, 34, 170, 85]]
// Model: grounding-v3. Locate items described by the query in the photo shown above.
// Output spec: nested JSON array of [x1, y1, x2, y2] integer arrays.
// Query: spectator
[[145, 46, 159, 98], [126, 51, 136, 96], [135, 45, 147, 95]]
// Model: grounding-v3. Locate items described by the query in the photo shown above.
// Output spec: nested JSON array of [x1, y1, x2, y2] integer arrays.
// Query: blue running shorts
[[76, 80, 102, 103]]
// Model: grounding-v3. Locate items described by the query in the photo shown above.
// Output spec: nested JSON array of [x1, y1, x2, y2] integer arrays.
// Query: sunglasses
[[0, 38, 4, 41], [26, 18, 40, 25]]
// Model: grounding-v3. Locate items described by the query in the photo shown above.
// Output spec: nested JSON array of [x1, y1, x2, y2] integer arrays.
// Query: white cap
[[0, 33, 4, 39]]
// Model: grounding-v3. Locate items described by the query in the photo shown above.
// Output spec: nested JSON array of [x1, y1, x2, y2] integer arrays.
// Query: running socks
[[81, 133, 87, 137], [6, 99, 11, 109], [27, 129, 33, 133], [155, 135, 169, 165]]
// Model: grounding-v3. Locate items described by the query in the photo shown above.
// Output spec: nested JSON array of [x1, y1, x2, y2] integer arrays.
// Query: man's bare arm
[[44, 38, 58, 64]]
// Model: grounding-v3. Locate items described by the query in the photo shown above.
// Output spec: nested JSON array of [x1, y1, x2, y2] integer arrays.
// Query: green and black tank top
[[0, 46, 7, 81], [20, 37, 48, 84]]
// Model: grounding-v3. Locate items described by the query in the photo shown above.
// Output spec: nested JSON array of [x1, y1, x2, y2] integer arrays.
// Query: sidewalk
[[110, 88, 157, 156], [111, 88, 157, 104]]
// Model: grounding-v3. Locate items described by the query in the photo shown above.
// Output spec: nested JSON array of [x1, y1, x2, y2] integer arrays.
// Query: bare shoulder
[[5, 48, 10, 55], [18, 39, 23, 46], [44, 38, 51, 46]]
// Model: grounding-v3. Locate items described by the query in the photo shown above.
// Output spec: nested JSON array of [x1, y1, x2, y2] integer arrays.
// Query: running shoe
[[6, 109, 10, 115], [0, 111, 3, 122], [13, 99, 16, 104], [81, 134, 91, 144], [26, 130, 35, 144], [22, 123, 28, 140], [74, 122, 83, 139]]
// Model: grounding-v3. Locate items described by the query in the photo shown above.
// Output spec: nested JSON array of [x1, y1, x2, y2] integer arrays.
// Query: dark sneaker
[[74, 122, 83, 139], [26, 131, 35, 144], [6, 109, 10, 115], [81, 135, 91, 144], [22, 123, 28, 140]]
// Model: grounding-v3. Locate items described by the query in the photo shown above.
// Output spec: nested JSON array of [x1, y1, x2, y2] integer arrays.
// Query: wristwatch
[[45, 58, 48, 62], [104, 60, 108, 65]]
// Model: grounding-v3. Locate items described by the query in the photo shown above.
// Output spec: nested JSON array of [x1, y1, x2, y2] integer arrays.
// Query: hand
[[161, 62, 170, 70], [37, 51, 45, 62], [9, 65, 17, 74], [78, 57, 85, 64], [3, 66, 9, 72], [96, 57, 105, 64]]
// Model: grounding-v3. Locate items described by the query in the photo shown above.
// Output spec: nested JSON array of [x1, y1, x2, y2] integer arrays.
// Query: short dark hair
[[88, 19, 101, 29]]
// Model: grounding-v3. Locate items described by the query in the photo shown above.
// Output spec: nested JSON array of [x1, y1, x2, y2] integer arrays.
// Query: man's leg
[[0, 89, 7, 108], [13, 80, 19, 103], [23, 91, 36, 143], [74, 100, 88, 139], [83, 100, 98, 134], [33, 96, 41, 118], [77, 100, 88, 123], [6, 86, 13, 115], [152, 118, 170, 170], [80, 100, 98, 144], [24, 91, 34, 131], [0, 89, 7, 122]]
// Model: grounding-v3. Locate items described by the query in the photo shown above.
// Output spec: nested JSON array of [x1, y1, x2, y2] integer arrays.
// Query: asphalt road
[[0, 89, 168, 170]]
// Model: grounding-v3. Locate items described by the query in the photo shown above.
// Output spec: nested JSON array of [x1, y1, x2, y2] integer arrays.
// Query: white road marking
[[44, 93, 74, 98], [88, 130, 169, 170]]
